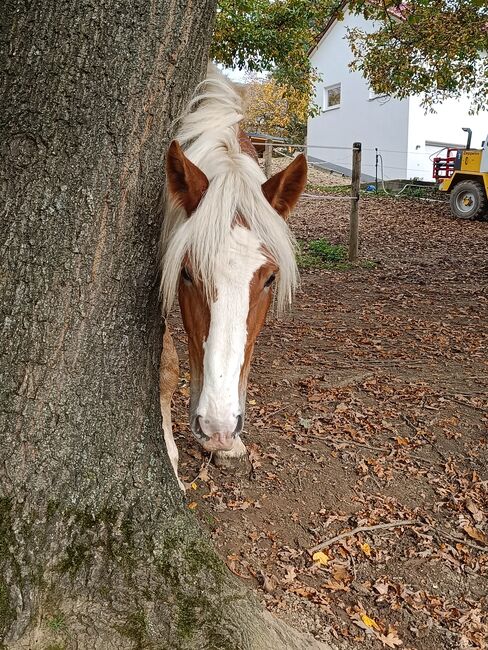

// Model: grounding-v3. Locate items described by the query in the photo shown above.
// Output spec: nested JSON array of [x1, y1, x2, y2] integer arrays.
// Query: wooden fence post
[[264, 140, 273, 178], [348, 142, 361, 262]]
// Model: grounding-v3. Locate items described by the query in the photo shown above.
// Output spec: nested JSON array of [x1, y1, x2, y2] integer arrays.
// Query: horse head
[[164, 140, 306, 455]]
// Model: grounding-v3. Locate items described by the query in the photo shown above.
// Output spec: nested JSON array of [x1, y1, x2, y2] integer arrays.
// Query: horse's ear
[[166, 140, 209, 216], [262, 154, 307, 219]]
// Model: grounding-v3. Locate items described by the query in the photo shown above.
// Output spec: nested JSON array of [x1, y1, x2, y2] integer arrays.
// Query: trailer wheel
[[450, 180, 488, 220]]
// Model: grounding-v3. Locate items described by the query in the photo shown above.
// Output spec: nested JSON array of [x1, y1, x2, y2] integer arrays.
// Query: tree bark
[[0, 2, 337, 648]]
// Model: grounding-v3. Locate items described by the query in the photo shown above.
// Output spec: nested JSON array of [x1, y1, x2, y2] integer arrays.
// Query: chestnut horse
[[160, 65, 306, 488]]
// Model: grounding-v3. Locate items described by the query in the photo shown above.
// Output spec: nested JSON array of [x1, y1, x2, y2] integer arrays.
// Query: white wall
[[307, 10, 410, 181], [308, 11, 488, 182], [407, 96, 488, 181]]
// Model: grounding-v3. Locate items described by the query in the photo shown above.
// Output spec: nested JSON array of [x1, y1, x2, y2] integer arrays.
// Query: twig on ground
[[297, 468, 303, 490], [308, 519, 421, 555], [401, 415, 417, 431], [437, 528, 488, 552], [266, 405, 289, 419], [368, 473, 382, 490], [226, 561, 254, 580], [186, 452, 213, 487], [445, 390, 487, 396], [305, 434, 435, 466], [440, 396, 486, 412], [346, 543, 357, 580], [305, 434, 389, 454]]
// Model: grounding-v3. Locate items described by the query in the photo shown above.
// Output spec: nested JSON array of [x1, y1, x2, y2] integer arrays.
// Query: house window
[[323, 84, 341, 110]]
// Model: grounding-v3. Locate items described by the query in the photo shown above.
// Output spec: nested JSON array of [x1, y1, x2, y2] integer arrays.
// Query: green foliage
[[243, 76, 310, 142], [297, 237, 375, 270], [297, 238, 348, 269], [348, 0, 488, 112], [396, 185, 446, 200], [212, 0, 339, 113], [212, 0, 487, 118], [308, 238, 347, 262]]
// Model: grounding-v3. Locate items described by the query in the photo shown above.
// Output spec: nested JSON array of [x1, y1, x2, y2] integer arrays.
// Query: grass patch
[[306, 182, 448, 203], [297, 238, 348, 269], [297, 238, 375, 271], [308, 239, 346, 262]]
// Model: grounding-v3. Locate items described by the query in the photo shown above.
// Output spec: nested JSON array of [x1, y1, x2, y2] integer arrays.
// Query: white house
[[307, 5, 488, 182]]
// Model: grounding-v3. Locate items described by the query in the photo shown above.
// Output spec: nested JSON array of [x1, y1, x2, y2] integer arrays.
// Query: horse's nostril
[[194, 416, 210, 441], [233, 414, 243, 437]]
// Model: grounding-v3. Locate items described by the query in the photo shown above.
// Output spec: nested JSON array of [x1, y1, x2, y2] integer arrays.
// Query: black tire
[[450, 180, 488, 220]]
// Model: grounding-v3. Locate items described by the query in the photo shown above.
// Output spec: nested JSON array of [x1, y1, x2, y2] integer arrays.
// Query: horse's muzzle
[[192, 414, 243, 451]]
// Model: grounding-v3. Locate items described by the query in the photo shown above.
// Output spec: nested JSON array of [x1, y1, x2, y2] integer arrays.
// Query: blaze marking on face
[[196, 225, 266, 443]]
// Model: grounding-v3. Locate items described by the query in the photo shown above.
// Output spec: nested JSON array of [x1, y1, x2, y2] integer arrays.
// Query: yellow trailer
[[433, 129, 488, 220]]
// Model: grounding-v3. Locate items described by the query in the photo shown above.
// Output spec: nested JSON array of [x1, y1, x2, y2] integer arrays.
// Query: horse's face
[[166, 141, 306, 452], [177, 227, 277, 451]]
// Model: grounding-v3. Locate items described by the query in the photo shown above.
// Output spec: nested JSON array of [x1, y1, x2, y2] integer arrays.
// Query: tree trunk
[[0, 2, 336, 648]]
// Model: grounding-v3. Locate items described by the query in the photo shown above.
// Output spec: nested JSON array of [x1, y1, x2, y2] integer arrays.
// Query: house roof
[[310, 0, 348, 56], [247, 132, 287, 143], [310, 1, 406, 56]]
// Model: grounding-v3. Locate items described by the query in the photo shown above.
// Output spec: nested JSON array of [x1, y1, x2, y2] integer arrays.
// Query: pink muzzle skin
[[192, 414, 243, 451]]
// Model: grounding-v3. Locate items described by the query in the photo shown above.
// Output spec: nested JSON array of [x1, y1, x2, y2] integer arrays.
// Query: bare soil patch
[[267, 155, 350, 186], [170, 194, 488, 650]]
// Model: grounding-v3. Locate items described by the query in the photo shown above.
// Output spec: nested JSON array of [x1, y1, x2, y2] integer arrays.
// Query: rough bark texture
[[0, 2, 336, 648]]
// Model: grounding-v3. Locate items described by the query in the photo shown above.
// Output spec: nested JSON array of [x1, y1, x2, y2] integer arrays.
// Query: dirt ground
[[268, 156, 349, 186], [169, 177, 488, 650]]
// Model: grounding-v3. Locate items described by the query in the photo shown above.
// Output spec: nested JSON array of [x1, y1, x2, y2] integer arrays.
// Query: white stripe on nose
[[197, 226, 265, 434]]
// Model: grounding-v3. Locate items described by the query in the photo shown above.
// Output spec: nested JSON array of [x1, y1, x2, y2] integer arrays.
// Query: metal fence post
[[264, 140, 273, 178], [349, 142, 362, 262]]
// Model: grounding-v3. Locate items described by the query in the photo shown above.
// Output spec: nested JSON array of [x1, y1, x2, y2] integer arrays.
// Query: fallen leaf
[[331, 563, 349, 582], [259, 571, 277, 593], [292, 586, 315, 597], [188, 502, 198, 510], [465, 499, 484, 523], [322, 579, 348, 592], [379, 629, 403, 647], [350, 612, 376, 634], [282, 565, 297, 585], [227, 500, 252, 510], [360, 613, 381, 631], [360, 542, 372, 557], [312, 551, 330, 566], [198, 466, 210, 482], [463, 524, 488, 545], [373, 579, 389, 595]]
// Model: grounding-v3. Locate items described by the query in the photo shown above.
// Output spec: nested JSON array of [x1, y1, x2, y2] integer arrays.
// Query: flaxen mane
[[160, 64, 298, 314]]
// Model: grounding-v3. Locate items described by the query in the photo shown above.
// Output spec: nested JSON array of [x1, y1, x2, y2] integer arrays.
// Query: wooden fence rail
[[262, 139, 362, 262]]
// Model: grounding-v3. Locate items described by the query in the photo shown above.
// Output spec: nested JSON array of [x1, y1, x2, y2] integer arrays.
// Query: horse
[[159, 64, 307, 488]]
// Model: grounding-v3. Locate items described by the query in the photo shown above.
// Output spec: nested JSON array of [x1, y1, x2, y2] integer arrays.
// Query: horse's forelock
[[160, 65, 298, 315]]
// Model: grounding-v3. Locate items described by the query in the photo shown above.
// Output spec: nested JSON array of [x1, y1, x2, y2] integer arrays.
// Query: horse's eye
[[181, 267, 192, 283], [264, 273, 276, 288]]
